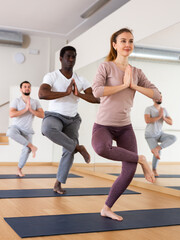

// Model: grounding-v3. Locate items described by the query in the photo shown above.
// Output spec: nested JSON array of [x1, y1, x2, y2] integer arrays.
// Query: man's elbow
[[95, 98, 100, 104], [9, 112, 14, 118], [38, 91, 45, 99], [145, 118, 151, 124]]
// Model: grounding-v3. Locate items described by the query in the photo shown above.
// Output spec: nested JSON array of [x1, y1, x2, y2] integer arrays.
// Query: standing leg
[[101, 125, 138, 221], [18, 134, 33, 177], [7, 126, 37, 177], [146, 137, 160, 176], [56, 148, 74, 181], [92, 124, 154, 221], [54, 115, 82, 193]]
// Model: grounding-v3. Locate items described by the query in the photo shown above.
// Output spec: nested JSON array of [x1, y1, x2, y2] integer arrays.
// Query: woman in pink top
[[92, 28, 161, 221]]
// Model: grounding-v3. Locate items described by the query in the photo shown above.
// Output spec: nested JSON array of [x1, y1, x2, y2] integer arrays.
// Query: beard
[[23, 92, 30, 96], [156, 101, 162, 104]]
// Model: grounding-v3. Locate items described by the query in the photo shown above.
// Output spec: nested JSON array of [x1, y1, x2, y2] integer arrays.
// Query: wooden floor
[[81, 162, 180, 187], [0, 164, 180, 239]]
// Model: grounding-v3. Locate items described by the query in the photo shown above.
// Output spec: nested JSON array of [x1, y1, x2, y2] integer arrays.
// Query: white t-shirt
[[43, 70, 91, 117], [144, 105, 169, 137], [10, 97, 42, 133]]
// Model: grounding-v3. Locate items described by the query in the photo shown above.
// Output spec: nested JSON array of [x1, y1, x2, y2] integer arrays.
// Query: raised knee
[[41, 125, 51, 136], [173, 135, 177, 142], [93, 144, 110, 158], [6, 128, 17, 138]]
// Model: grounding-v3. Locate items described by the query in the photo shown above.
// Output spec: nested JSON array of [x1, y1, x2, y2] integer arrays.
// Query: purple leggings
[[92, 123, 138, 208]]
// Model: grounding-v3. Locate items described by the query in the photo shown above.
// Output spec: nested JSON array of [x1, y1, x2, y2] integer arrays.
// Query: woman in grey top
[[92, 28, 161, 221]]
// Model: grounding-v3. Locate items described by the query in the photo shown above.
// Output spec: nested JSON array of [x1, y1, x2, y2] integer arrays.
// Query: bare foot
[[17, 168, 25, 177], [153, 169, 159, 177], [31, 146, 38, 158], [53, 180, 66, 194], [75, 145, 90, 163], [101, 205, 123, 221], [138, 155, 155, 183], [27, 143, 38, 158], [151, 146, 161, 159]]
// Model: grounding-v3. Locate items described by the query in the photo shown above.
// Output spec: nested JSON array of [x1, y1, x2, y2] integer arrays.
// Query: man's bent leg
[[159, 133, 177, 149], [7, 126, 29, 146], [42, 116, 76, 152]]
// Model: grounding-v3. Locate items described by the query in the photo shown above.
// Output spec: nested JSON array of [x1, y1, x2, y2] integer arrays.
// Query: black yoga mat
[[109, 173, 180, 178], [0, 173, 82, 179], [167, 186, 180, 190], [4, 208, 180, 238], [0, 188, 140, 199]]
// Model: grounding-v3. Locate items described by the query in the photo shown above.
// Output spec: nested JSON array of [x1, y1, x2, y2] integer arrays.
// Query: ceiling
[[136, 22, 180, 51], [0, 0, 129, 41], [0, 0, 179, 52]]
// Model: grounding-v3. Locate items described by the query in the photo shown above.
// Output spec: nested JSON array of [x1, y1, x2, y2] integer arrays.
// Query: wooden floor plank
[[0, 165, 180, 239]]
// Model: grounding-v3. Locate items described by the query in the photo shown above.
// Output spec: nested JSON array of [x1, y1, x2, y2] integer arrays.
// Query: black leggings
[[92, 123, 138, 208]]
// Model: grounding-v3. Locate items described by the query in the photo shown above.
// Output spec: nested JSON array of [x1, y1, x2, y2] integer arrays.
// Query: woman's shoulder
[[99, 61, 118, 71], [131, 65, 145, 77], [131, 65, 142, 73], [99, 61, 112, 68], [97, 61, 113, 74]]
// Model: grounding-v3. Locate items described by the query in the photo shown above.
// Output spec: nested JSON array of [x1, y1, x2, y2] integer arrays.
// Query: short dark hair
[[20, 81, 31, 88], [60, 46, 76, 57]]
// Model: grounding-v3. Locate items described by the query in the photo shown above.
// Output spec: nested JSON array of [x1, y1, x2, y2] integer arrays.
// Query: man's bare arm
[[38, 82, 73, 100], [73, 83, 100, 103], [9, 107, 28, 118]]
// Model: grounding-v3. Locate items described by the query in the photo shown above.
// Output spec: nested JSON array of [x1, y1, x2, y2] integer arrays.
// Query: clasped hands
[[159, 107, 165, 120], [25, 97, 33, 113], [123, 65, 136, 89], [66, 79, 79, 96]]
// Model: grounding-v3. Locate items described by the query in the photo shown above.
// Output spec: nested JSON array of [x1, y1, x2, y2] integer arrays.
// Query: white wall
[[0, 35, 65, 133], [0, 34, 67, 163]]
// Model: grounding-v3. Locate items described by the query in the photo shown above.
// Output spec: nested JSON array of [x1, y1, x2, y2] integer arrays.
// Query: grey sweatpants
[[41, 111, 81, 184], [145, 132, 177, 169], [6, 125, 32, 168]]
